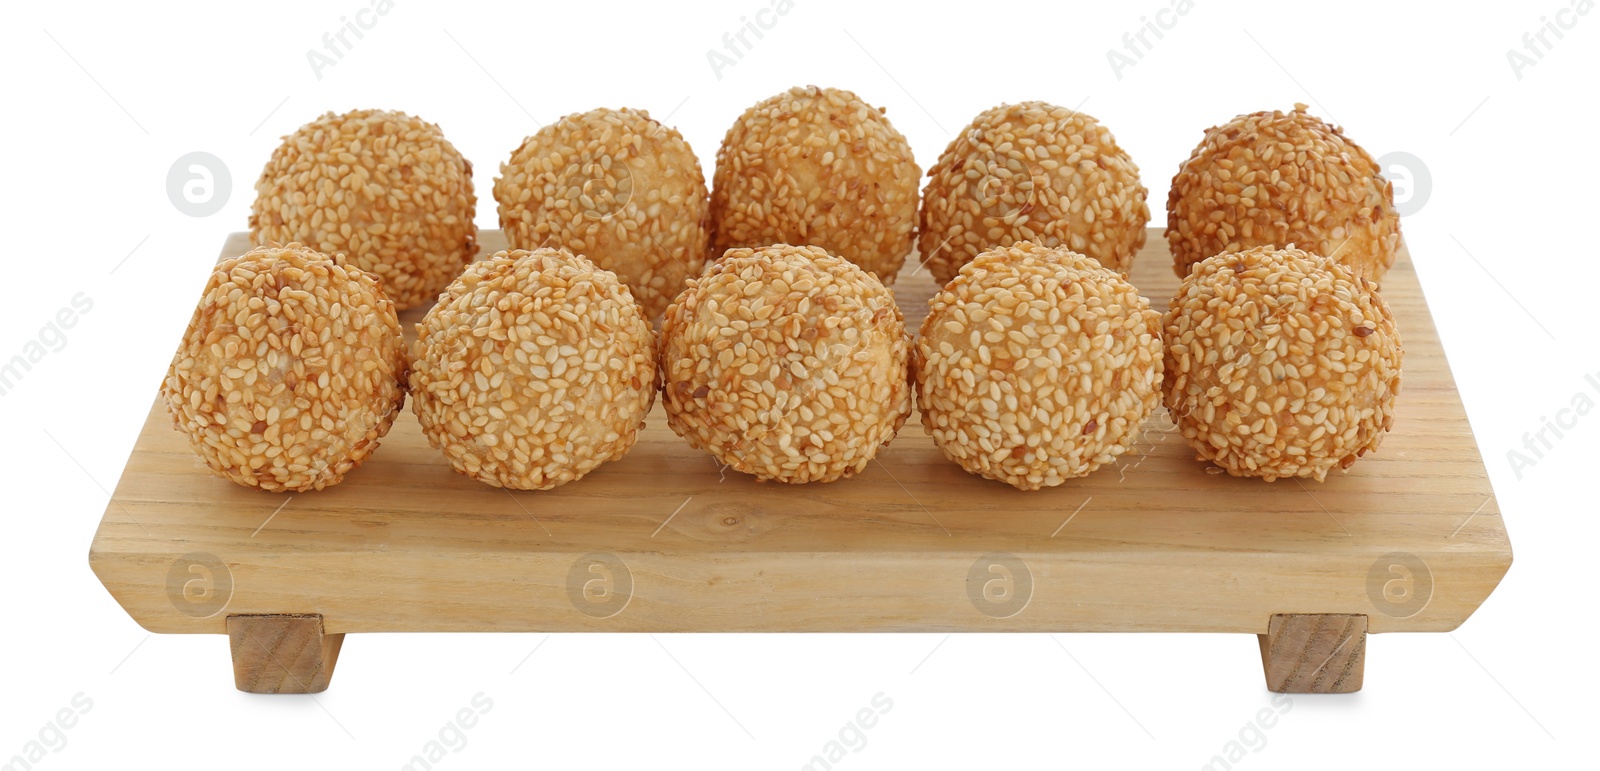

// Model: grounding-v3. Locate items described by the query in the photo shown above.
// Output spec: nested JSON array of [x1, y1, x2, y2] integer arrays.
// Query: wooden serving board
[[89, 229, 1511, 694]]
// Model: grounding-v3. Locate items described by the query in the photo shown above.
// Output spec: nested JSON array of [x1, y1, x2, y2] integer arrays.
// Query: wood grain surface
[[1259, 613, 1367, 693], [89, 229, 1512, 636], [227, 613, 342, 693]]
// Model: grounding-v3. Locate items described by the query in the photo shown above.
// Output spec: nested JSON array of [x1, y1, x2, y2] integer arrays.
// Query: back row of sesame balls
[[247, 92, 1401, 317], [168, 89, 1404, 491]]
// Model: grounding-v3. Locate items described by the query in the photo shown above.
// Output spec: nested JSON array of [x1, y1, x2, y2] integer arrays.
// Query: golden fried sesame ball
[[915, 242, 1163, 490], [710, 86, 920, 282], [919, 102, 1149, 286], [1163, 245, 1402, 482], [409, 248, 656, 490], [250, 109, 478, 310], [660, 243, 912, 483], [494, 107, 710, 319], [1166, 104, 1400, 280], [162, 243, 407, 492]]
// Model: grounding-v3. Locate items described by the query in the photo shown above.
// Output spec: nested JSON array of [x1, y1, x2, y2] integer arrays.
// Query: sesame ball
[[918, 102, 1149, 286], [494, 107, 710, 319], [250, 109, 478, 310], [914, 242, 1163, 490], [1166, 104, 1400, 280], [1163, 245, 1402, 482], [660, 244, 912, 483], [710, 86, 920, 283], [162, 243, 407, 492], [409, 248, 657, 490]]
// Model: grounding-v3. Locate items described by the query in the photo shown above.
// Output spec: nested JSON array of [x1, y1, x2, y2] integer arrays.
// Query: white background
[[1, 0, 1594, 768]]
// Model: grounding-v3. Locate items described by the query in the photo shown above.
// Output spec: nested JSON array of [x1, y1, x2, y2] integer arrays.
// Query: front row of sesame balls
[[168, 94, 1406, 493], [163, 237, 1401, 493]]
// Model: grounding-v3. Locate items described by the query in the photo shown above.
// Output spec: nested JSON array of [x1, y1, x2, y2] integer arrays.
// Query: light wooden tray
[[89, 229, 1510, 694]]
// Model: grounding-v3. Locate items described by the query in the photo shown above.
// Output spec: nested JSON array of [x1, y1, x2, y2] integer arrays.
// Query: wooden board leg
[[1258, 613, 1366, 693], [227, 614, 343, 694]]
